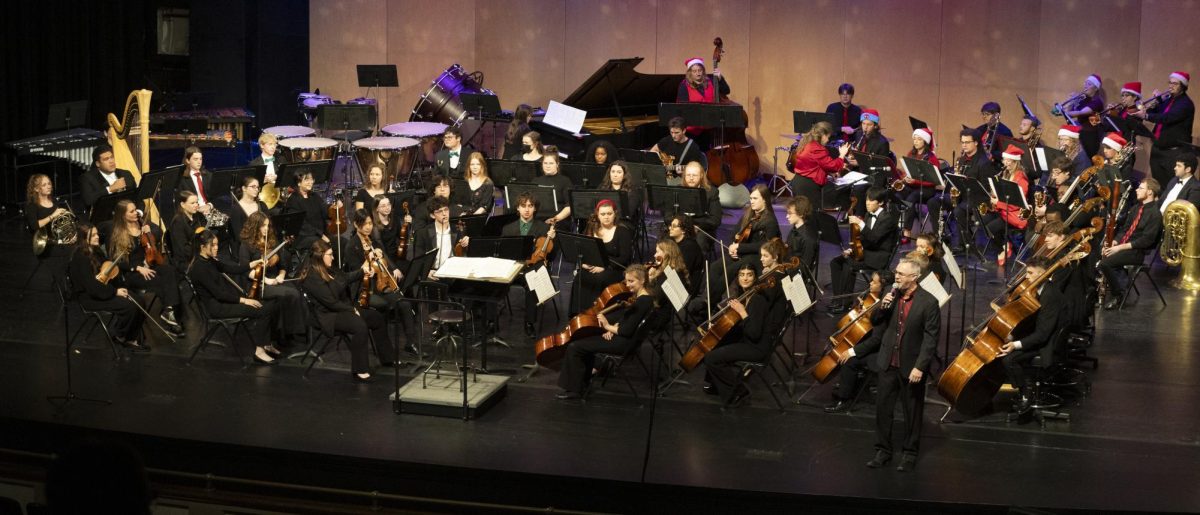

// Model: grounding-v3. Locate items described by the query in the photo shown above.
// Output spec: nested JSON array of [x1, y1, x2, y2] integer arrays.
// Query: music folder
[[989, 177, 1029, 209], [944, 173, 990, 208], [901, 156, 942, 187]]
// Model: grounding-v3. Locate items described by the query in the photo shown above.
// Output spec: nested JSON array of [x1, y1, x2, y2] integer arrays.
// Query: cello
[[703, 36, 760, 187], [534, 295, 636, 368], [811, 292, 880, 383], [680, 257, 798, 371], [937, 239, 1092, 416]]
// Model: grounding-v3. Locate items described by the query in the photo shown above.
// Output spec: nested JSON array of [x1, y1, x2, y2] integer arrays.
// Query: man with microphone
[[851, 257, 941, 472]]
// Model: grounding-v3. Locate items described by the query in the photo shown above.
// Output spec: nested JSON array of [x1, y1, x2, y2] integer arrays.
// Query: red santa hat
[[912, 127, 933, 146], [1084, 74, 1102, 90], [1002, 144, 1024, 161], [860, 108, 881, 124], [1058, 125, 1081, 139], [1102, 132, 1128, 151], [1120, 82, 1142, 97], [1170, 71, 1190, 86], [684, 57, 705, 69]]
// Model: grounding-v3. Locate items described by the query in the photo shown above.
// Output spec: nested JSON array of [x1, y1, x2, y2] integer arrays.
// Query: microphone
[[880, 283, 900, 308]]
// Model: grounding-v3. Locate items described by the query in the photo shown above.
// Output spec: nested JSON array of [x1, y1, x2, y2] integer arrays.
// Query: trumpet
[[977, 202, 991, 217], [891, 179, 906, 192]]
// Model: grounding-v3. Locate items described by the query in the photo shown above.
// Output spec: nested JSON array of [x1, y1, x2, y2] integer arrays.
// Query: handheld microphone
[[880, 283, 900, 308]]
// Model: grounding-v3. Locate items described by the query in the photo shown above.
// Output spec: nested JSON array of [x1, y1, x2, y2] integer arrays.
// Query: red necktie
[[1153, 98, 1176, 139], [1121, 205, 1143, 244], [193, 172, 208, 204], [842, 108, 848, 128]]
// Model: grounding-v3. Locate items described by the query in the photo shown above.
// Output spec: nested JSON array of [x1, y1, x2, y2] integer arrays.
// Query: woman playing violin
[[556, 264, 655, 400], [110, 199, 184, 334], [68, 222, 146, 351], [238, 211, 306, 352], [344, 208, 420, 355], [702, 239, 789, 405]]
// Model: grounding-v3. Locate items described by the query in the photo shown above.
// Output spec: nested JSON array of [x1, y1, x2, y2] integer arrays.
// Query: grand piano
[[532, 58, 682, 159]]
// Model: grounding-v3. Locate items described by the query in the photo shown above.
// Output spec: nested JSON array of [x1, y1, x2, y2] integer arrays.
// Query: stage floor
[[2, 205, 1199, 513]]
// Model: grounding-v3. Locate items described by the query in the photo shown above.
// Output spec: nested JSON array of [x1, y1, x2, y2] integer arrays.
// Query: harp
[[106, 89, 152, 179], [107, 89, 162, 225]]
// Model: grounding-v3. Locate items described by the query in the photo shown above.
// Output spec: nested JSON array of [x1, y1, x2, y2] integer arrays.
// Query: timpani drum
[[381, 121, 448, 166], [352, 136, 420, 186], [279, 137, 339, 162], [409, 64, 493, 126], [263, 125, 316, 139]]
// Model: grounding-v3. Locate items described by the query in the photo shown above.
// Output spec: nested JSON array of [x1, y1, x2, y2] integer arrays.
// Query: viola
[[356, 268, 372, 308], [248, 236, 292, 299], [452, 219, 467, 257], [535, 295, 635, 368], [527, 233, 554, 267], [96, 260, 120, 285], [732, 209, 761, 246], [137, 212, 165, 267], [366, 242, 400, 294], [397, 201, 412, 260], [812, 292, 880, 383], [846, 197, 864, 261]]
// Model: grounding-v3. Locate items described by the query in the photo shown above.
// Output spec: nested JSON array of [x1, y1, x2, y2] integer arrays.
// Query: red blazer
[[791, 141, 844, 186]]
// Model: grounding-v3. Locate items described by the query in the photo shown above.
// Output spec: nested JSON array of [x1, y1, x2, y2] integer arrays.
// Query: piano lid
[[563, 58, 681, 120]]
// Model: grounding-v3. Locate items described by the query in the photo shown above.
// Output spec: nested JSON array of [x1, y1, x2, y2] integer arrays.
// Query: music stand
[[402, 249, 438, 292], [460, 93, 503, 119], [504, 183, 558, 219], [220, 165, 268, 192], [991, 177, 1029, 209], [618, 148, 661, 164], [467, 236, 533, 260], [902, 157, 942, 187], [995, 135, 1037, 177], [909, 116, 930, 132], [647, 185, 704, 219], [488, 159, 538, 187], [278, 159, 336, 186], [556, 232, 610, 315], [483, 212, 518, 237], [271, 211, 306, 241], [450, 178, 472, 207], [793, 111, 838, 134], [851, 151, 894, 188], [624, 162, 664, 188], [317, 104, 376, 133], [571, 189, 628, 221], [45, 100, 88, 131], [356, 64, 399, 88], [137, 167, 181, 217], [560, 162, 607, 189], [89, 189, 139, 225], [945, 174, 989, 210], [450, 213, 489, 238]]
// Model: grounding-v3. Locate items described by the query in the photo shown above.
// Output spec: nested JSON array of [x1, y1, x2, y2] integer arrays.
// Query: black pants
[[262, 283, 306, 340], [124, 263, 181, 309], [367, 290, 418, 343], [979, 212, 1017, 254], [875, 367, 926, 458], [704, 341, 770, 401], [829, 255, 873, 303], [78, 296, 144, 342], [1149, 146, 1180, 191], [790, 175, 825, 211], [557, 334, 638, 394], [1098, 249, 1146, 294], [1002, 348, 1040, 394], [328, 307, 394, 374], [901, 187, 941, 233], [834, 351, 874, 400], [204, 299, 277, 357]]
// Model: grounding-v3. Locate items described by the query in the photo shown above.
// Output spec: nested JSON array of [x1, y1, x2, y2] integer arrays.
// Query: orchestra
[[24, 55, 1194, 468]]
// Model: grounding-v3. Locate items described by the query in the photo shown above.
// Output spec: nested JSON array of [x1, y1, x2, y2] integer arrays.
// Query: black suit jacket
[[734, 211, 782, 257], [1118, 200, 1163, 252], [1146, 92, 1194, 149], [81, 168, 137, 208], [855, 288, 940, 376], [302, 268, 362, 337], [500, 219, 550, 238], [413, 223, 463, 264], [178, 169, 219, 206], [248, 153, 288, 169], [1013, 283, 1066, 358], [434, 144, 474, 179], [1162, 176, 1200, 207], [859, 209, 899, 270]]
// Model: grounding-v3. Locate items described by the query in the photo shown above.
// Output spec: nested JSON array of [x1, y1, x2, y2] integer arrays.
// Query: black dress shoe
[[727, 384, 750, 407], [403, 344, 428, 358], [702, 383, 719, 396], [119, 339, 150, 353], [866, 450, 892, 469], [824, 399, 850, 413], [896, 454, 917, 472], [555, 391, 581, 400]]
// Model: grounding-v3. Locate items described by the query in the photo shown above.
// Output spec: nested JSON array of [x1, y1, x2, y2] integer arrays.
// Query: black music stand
[[450, 213, 489, 238], [384, 190, 419, 224], [556, 232, 609, 316], [467, 236, 533, 260], [1028, 146, 1067, 187], [216, 165, 267, 191], [271, 211, 306, 243], [995, 135, 1037, 177], [794, 111, 838, 135], [483, 212, 518, 236], [356, 64, 399, 88], [278, 159, 336, 186], [561, 162, 607, 189], [460, 93, 503, 120], [318, 104, 377, 187], [450, 178, 472, 207], [137, 167, 181, 219], [647, 185, 704, 219], [618, 148, 661, 164], [89, 189, 139, 225], [909, 116, 930, 132], [504, 183, 559, 219], [45, 100, 88, 131], [624, 162, 664, 188], [571, 189, 628, 221], [489, 159, 538, 187], [945, 173, 989, 264], [990, 176, 1028, 278], [851, 151, 894, 188], [903, 156, 943, 230]]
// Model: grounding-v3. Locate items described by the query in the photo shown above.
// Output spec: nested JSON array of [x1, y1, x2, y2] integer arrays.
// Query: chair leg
[[188, 324, 223, 364]]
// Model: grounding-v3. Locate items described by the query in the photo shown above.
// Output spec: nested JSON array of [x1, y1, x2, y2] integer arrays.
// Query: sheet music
[[524, 265, 558, 305], [920, 273, 951, 307], [662, 268, 689, 312], [544, 100, 587, 136], [835, 171, 868, 187], [434, 256, 523, 282], [942, 243, 963, 289], [781, 275, 813, 314]]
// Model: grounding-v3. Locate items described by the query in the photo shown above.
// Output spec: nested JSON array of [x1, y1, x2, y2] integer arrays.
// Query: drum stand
[[770, 145, 795, 197]]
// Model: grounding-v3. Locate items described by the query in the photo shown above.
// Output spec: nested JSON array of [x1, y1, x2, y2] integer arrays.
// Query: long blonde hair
[[798, 121, 833, 149], [655, 239, 687, 281], [26, 174, 49, 206]]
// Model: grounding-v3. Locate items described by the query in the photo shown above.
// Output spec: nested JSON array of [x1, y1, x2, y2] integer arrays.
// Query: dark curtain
[[0, 1, 153, 144]]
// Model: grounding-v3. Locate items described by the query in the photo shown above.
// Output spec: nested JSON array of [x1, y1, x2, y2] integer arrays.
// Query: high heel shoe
[[252, 349, 277, 366], [353, 373, 374, 383]]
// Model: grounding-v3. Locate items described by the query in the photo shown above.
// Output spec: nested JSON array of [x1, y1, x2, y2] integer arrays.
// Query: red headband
[[595, 199, 616, 211]]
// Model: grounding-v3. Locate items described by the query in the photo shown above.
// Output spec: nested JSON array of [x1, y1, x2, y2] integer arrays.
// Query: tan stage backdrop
[[311, 0, 1200, 175]]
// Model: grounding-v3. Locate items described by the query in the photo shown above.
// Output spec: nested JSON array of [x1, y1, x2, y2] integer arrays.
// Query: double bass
[[702, 36, 761, 187], [811, 291, 880, 383], [679, 257, 799, 371], [937, 239, 1092, 416]]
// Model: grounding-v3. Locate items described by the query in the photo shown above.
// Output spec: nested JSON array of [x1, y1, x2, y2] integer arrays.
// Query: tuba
[[1160, 200, 1200, 291]]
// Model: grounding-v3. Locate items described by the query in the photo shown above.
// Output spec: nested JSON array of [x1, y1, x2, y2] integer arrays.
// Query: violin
[[527, 231, 554, 267], [248, 236, 291, 299], [96, 260, 120, 285], [137, 212, 165, 267], [326, 190, 346, 238], [732, 208, 761, 248], [357, 266, 372, 308], [364, 240, 400, 294], [397, 201, 411, 260], [452, 219, 468, 257], [846, 196, 864, 261]]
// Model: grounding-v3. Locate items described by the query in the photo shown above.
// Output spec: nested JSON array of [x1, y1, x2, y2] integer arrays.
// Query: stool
[[422, 308, 476, 388]]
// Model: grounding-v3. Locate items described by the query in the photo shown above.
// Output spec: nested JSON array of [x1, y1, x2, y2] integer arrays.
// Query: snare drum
[[410, 64, 493, 126], [353, 136, 420, 186], [298, 93, 333, 110], [382, 121, 448, 165], [264, 125, 316, 139], [279, 137, 339, 162]]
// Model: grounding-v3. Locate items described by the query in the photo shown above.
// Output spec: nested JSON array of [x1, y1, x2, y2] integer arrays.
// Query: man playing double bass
[[997, 256, 1066, 418], [857, 257, 940, 472]]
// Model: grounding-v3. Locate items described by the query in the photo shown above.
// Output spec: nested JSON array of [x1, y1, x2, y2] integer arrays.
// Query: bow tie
[[264, 156, 274, 162], [449, 151, 459, 157]]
